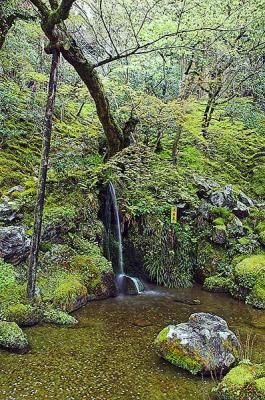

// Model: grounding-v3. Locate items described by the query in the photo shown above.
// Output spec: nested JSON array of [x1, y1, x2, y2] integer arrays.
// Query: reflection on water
[[0, 284, 264, 400]]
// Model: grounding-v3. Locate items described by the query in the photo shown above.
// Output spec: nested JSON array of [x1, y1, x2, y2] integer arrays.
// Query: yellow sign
[[171, 206, 177, 224]]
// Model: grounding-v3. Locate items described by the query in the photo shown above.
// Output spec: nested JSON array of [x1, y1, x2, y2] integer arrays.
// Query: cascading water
[[105, 182, 144, 294]]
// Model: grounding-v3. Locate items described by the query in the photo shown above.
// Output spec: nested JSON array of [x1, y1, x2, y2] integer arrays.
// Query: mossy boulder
[[234, 254, 265, 290], [212, 362, 265, 400], [0, 321, 29, 353], [154, 313, 240, 375], [196, 241, 227, 282], [42, 307, 78, 326], [53, 276, 88, 312], [203, 275, 235, 293], [3, 303, 39, 326], [246, 273, 265, 309]]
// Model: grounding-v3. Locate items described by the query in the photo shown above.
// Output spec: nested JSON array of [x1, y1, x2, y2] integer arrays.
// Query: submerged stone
[[0, 321, 29, 353], [154, 313, 240, 375]]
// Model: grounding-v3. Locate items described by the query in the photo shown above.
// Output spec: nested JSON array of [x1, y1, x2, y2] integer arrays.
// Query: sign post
[[171, 206, 177, 224]]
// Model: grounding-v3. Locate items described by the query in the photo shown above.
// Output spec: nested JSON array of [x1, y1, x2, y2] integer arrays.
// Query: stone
[[173, 297, 201, 305], [124, 276, 145, 295], [42, 307, 78, 326], [212, 362, 265, 400], [8, 185, 25, 194], [0, 226, 31, 265], [227, 216, 244, 238], [193, 175, 220, 198], [0, 321, 29, 353], [154, 313, 240, 375], [233, 200, 249, 218], [0, 200, 18, 223], [212, 225, 227, 245], [210, 185, 236, 209], [238, 191, 254, 207], [3, 304, 39, 327]]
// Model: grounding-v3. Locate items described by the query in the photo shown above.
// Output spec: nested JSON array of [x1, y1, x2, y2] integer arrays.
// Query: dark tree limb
[[27, 49, 60, 298]]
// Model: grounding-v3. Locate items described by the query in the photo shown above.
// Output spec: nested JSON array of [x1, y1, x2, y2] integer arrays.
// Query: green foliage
[[0, 260, 16, 292], [203, 275, 235, 293]]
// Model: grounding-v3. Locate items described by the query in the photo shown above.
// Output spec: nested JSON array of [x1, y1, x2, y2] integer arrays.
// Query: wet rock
[[210, 185, 236, 209], [155, 313, 240, 375], [0, 321, 29, 353], [0, 226, 31, 264], [173, 297, 201, 305], [0, 200, 18, 223], [124, 276, 145, 295]]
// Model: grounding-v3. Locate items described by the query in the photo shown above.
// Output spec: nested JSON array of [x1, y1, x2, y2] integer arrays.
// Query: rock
[[212, 362, 265, 400], [53, 278, 88, 312], [154, 313, 240, 375], [227, 216, 244, 238], [198, 202, 213, 219], [193, 175, 220, 198], [233, 200, 249, 218], [0, 200, 18, 223], [173, 297, 201, 305], [238, 191, 254, 207], [124, 276, 145, 295], [210, 185, 236, 209], [0, 321, 29, 353], [8, 185, 25, 194], [0, 226, 31, 264], [3, 304, 39, 327], [203, 275, 234, 293], [42, 307, 78, 326], [212, 225, 227, 245]]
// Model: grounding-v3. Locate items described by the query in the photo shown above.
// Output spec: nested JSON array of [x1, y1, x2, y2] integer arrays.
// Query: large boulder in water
[[154, 313, 240, 375], [0, 226, 30, 264]]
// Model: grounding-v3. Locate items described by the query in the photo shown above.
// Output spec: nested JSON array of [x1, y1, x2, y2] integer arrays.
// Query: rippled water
[[0, 285, 264, 400]]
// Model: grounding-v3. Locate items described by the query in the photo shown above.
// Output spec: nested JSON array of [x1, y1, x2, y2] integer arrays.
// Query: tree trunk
[[201, 95, 214, 138], [27, 49, 60, 298]]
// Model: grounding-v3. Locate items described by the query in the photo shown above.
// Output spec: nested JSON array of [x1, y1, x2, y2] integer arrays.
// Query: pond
[[0, 284, 264, 400]]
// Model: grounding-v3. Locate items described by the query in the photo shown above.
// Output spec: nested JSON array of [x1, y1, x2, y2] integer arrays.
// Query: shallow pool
[[0, 285, 264, 400]]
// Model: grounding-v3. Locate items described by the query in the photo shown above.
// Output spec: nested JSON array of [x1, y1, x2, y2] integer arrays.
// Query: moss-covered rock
[[203, 275, 235, 293], [212, 362, 265, 400], [234, 254, 265, 289], [246, 273, 265, 309], [0, 321, 29, 353], [196, 241, 227, 282], [3, 303, 39, 326], [155, 313, 240, 375], [42, 307, 78, 326], [53, 276, 88, 312]]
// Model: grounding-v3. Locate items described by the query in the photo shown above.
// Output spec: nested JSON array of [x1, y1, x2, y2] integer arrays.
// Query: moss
[[213, 217, 225, 226], [234, 254, 265, 289], [42, 306, 78, 326], [3, 303, 39, 326], [0, 260, 16, 292], [196, 241, 227, 281], [154, 327, 203, 375], [0, 321, 29, 353], [203, 275, 235, 293], [238, 237, 251, 245], [211, 207, 232, 220], [53, 276, 88, 312], [246, 274, 265, 309], [212, 362, 265, 400]]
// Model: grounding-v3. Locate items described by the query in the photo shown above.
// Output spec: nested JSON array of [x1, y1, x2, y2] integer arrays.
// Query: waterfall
[[108, 182, 124, 275], [105, 182, 144, 295]]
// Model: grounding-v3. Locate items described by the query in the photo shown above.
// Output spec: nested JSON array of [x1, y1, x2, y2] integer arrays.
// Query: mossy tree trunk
[[27, 48, 60, 298]]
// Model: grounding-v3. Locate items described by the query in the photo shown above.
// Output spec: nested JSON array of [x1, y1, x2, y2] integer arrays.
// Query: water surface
[[0, 285, 264, 400]]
